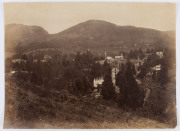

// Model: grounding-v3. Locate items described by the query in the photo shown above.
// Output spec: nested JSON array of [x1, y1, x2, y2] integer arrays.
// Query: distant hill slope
[[54, 20, 162, 42], [5, 20, 175, 57], [52, 20, 175, 47], [5, 24, 49, 49], [48, 20, 175, 55]]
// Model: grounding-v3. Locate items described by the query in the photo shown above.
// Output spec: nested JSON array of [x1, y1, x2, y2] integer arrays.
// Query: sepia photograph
[[3, 2, 176, 128]]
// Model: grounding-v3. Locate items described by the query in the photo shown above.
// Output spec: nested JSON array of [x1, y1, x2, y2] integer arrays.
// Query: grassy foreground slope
[[4, 75, 175, 129]]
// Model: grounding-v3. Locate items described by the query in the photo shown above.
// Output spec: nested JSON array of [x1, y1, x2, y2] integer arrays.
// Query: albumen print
[[4, 2, 176, 128]]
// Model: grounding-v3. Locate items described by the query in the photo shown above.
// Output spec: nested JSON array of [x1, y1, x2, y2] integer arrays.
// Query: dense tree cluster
[[8, 47, 174, 112], [10, 50, 104, 96], [101, 61, 115, 100], [159, 57, 170, 87], [116, 60, 142, 108], [128, 48, 145, 59], [101, 73, 115, 100], [137, 47, 173, 86]]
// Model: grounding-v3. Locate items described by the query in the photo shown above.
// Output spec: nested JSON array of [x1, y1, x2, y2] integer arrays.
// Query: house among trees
[[95, 60, 105, 65], [93, 77, 104, 88], [93, 77, 104, 98], [12, 59, 26, 63], [152, 64, 164, 82], [41, 55, 52, 62], [105, 56, 114, 66], [106, 56, 113, 61], [156, 51, 163, 58], [9, 70, 16, 74], [44, 55, 52, 60], [153, 64, 161, 72], [115, 53, 123, 60]]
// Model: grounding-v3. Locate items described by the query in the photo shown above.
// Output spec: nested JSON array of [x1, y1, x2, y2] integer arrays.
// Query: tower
[[105, 51, 107, 60]]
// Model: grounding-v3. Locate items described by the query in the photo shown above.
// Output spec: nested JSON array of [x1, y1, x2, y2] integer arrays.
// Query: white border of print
[[0, 0, 179, 131]]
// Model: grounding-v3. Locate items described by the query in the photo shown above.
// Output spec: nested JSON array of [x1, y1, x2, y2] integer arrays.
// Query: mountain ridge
[[5, 20, 175, 57]]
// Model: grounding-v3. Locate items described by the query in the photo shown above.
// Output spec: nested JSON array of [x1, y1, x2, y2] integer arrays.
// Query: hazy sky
[[4, 2, 176, 34]]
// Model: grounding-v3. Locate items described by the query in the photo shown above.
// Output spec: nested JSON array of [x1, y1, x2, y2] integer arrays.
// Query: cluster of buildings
[[12, 59, 26, 63], [105, 51, 124, 61], [92, 66, 120, 98], [93, 77, 104, 88], [33, 55, 52, 63], [98, 52, 126, 67], [12, 55, 52, 64], [93, 52, 124, 98], [92, 77, 104, 98], [11, 50, 164, 97], [92, 51, 164, 98], [152, 51, 163, 72]]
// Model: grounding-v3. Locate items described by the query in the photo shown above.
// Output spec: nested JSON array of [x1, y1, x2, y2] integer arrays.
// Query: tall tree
[[137, 67, 147, 80], [152, 70, 156, 81], [139, 48, 143, 54], [103, 60, 111, 75], [146, 49, 151, 54], [131, 64, 136, 75], [91, 62, 103, 79], [74, 52, 82, 69], [116, 69, 127, 105], [101, 73, 115, 100], [116, 61, 142, 108], [125, 61, 141, 108], [159, 65, 169, 87]]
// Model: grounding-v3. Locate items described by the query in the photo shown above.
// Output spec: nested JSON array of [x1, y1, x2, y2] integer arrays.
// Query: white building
[[95, 60, 105, 65], [153, 64, 161, 71], [93, 77, 104, 88], [115, 54, 123, 60], [44, 55, 52, 60], [41, 55, 52, 62], [10, 71, 16, 74], [156, 52, 163, 58], [106, 56, 114, 63], [12, 59, 26, 63], [106, 56, 113, 60]]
